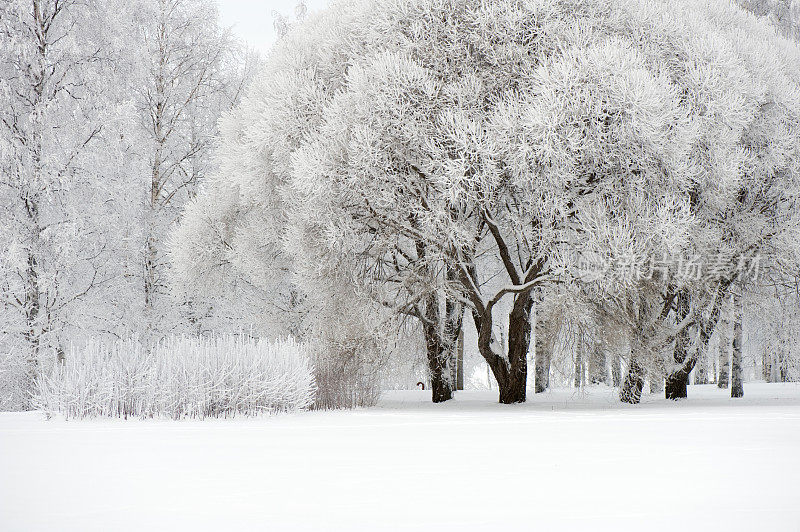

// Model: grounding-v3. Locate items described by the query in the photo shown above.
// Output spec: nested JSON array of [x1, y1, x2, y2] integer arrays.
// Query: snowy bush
[[311, 339, 382, 410], [34, 336, 315, 419], [0, 348, 28, 411]]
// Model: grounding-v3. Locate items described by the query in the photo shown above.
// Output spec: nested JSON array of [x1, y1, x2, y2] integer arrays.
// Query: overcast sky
[[217, 0, 330, 54]]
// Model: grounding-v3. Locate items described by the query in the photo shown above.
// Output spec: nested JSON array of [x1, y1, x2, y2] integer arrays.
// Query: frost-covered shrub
[[34, 335, 315, 419], [311, 338, 382, 410], [0, 349, 28, 411]]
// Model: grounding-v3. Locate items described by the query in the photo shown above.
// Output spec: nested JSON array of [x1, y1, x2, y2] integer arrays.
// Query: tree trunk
[[712, 357, 717, 385], [534, 346, 550, 393], [444, 294, 464, 392], [21, 13, 47, 403], [534, 305, 551, 393], [144, 233, 159, 326], [501, 292, 533, 403], [666, 290, 692, 400], [423, 320, 453, 403], [456, 328, 464, 391], [611, 353, 622, 387], [574, 343, 585, 389], [717, 295, 731, 388], [778, 341, 788, 382], [471, 295, 532, 404], [665, 369, 688, 399], [422, 288, 454, 403], [430, 371, 452, 403], [620, 354, 645, 404], [23, 245, 42, 389], [731, 292, 744, 398]]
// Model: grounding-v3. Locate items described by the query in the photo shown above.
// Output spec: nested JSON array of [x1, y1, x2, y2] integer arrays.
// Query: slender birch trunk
[[534, 305, 551, 393], [731, 292, 744, 398], [717, 295, 731, 388], [611, 353, 622, 387]]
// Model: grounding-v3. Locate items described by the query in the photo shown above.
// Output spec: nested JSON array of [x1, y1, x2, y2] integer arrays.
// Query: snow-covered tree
[[568, 0, 800, 402], [0, 0, 255, 409], [738, 0, 800, 39], [171, 2, 460, 404], [132, 0, 254, 338], [174, 0, 800, 406], [0, 0, 136, 408]]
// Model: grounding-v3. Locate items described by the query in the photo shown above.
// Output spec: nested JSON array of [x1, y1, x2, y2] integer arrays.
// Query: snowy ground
[[1, 383, 799, 531]]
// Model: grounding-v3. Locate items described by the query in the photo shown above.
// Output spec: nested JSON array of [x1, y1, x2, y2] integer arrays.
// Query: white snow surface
[[1, 383, 799, 531]]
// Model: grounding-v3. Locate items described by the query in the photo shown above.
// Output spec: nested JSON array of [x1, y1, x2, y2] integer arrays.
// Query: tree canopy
[[174, 0, 800, 403]]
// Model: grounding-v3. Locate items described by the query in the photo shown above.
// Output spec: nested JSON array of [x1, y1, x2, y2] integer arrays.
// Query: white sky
[[217, 0, 331, 54]]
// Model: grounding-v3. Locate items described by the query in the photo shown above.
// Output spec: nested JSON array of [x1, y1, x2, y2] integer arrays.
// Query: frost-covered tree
[[743, 275, 800, 383], [133, 0, 253, 338], [0, 0, 255, 409], [0, 0, 135, 408], [661, 4, 800, 400], [172, 1, 466, 404], [738, 0, 800, 39], [287, 0, 706, 404], [568, 0, 800, 403], [175, 0, 800, 405], [735, 0, 800, 387]]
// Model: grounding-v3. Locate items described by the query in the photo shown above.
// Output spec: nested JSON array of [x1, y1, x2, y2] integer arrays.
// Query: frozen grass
[[1, 382, 799, 531]]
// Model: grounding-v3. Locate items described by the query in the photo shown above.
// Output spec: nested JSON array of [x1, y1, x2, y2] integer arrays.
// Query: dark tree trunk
[[421, 286, 456, 403], [762, 351, 772, 382], [665, 371, 688, 399], [23, 247, 42, 391], [430, 377, 452, 403], [620, 355, 645, 404], [779, 351, 788, 382], [430, 374, 452, 403], [666, 290, 692, 400], [423, 320, 452, 403], [666, 283, 731, 399], [470, 292, 533, 404], [712, 357, 717, 385], [20, 8, 48, 405], [501, 292, 533, 403], [498, 377, 526, 404], [731, 293, 744, 398], [416, 259, 464, 403]]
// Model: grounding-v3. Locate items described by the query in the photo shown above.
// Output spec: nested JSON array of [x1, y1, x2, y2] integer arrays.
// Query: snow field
[[1, 383, 799, 531]]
